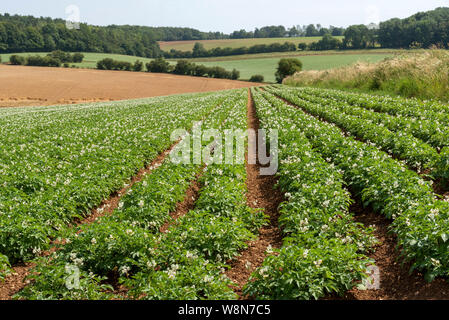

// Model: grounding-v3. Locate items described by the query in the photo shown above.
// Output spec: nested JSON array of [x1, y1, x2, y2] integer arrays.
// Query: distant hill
[[1, 7, 448, 58]]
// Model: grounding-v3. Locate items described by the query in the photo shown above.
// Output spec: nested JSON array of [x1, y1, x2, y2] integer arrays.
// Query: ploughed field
[[0, 65, 254, 107], [1, 85, 449, 300]]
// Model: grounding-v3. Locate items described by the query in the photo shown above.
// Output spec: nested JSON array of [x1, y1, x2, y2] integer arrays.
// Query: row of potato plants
[[283, 86, 449, 184], [260, 88, 449, 282], [265, 87, 440, 174], [17, 90, 267, 300], [267, 87, 449, 182], [243, 88, 376, 300], [278, 87, 449, 151], [0, 91, 231, 280], [121, 91, 267, 300], [274, 85, 449, 124], [285, 86, 449, 183]]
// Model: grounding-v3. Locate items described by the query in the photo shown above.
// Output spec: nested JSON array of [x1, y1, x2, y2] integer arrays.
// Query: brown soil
[[225, 89, 284, 298], [0, 263, 35, 300], [337, 201, 449, 300], [0, 65, 256, 108]]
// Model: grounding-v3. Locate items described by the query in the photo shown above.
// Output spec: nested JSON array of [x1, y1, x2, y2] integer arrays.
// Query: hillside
[[0, 14, 228, 57], [1, 7, 448, 62]]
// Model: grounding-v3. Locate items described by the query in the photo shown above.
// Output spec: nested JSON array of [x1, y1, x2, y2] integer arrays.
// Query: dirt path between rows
[[0, 65, 256, 108], [340, 201, 449, 300], [225, 89, 284, 298]]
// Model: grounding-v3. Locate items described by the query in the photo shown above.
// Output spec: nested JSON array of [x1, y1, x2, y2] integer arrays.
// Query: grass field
[[158, 37, 340, 51], [191, 52, 395, 82], [1, 50, 396, 82]]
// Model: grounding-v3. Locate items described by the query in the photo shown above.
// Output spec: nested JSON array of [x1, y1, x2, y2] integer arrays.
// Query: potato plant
[[259, 87, 449, 281]]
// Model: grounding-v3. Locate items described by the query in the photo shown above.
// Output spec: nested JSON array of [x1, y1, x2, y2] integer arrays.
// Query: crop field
[[158, 37, 342, 51], [1, 85, 449, 300], [0, 65, 254, 107]]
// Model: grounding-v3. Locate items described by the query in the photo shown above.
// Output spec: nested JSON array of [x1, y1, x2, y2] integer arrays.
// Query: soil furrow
[[337, 197, 449, 300], [225, 89, 284, 298]]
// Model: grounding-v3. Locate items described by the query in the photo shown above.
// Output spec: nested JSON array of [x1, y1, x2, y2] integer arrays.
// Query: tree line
[[0, 14, 162, 57], [1, 7, 448, 59], [96, 57, 242, 80], [229, 25, 346, 39], [163, 42, 297, 59], [377, 7, 449, 48], [9, 51, 84, 67]]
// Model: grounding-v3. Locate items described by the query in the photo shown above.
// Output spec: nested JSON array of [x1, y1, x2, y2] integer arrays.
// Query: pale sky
[[1, 0, 448, 33]]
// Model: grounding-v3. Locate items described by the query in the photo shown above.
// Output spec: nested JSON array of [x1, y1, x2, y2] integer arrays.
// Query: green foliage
[[275, 58, 303, 83], [96, 58, 132, 71], [192, 42, 208, 58], [249, 74, 265, 82], [0, 90, 230, 265], [146, 57, 171, 73], [435, 148, 449, 183], [145, 57, 241, 80], [192, 64, 209, 77], [309, 34, 342, 51], [132, 60, 143, 72], [26, 55, 61, 67], [0, 254, 11, 282], [173, 60, 194, 75], [48, 51, 73, 63], [9, 54, 25, 65], [164, 41, 298, 59], [378, 7, 449, 49], [263, 86, 449, 280], [72, 53, 84, 63], [244, 88, 375, 299], [286, 50, 449, 101], [343, 25, 376, 49], [16, 260, 115, 300], [297, 43, 307, 51], [7, 51, 83, 68], [245, 240, 372, 299], [16, 90, 261, 301], [0, 13, 169, 57], [231, 68, 240, 80], [270, 87, 440, 171]]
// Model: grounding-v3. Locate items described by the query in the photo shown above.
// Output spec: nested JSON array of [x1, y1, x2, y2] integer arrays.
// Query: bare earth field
[[0, 65, 256, 107]]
